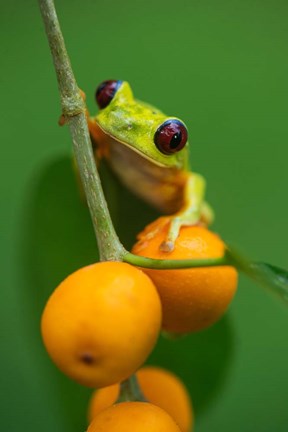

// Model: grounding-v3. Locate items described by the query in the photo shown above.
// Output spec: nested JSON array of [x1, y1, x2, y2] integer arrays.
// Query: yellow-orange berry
[[87, 401, 181, 432], [132, 218, 238, 334], [88, 366, 193, 432], [41, 262, 161, 387]]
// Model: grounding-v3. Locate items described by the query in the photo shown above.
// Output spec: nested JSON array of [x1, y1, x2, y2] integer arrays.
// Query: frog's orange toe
[[79, 88, 86, 101], [160, 240, 175, 253], [58, 114, 67, 126]]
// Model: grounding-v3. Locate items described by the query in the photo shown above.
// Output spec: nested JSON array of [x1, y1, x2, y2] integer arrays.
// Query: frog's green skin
[[89, 81, 214, 251]]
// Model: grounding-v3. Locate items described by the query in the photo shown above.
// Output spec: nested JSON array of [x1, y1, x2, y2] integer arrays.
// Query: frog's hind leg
[[160, 172, 214, 252]]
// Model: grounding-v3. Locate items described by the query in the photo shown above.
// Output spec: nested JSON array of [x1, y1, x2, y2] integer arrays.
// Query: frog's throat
[[96, 123, 171, 169]]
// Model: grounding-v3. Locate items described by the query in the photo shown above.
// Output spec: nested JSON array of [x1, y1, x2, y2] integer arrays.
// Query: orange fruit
[[88, 366, 193, 432], [87, 401, 181, 432], [132, 218, 238, 334], [41, 261, 161, 388]]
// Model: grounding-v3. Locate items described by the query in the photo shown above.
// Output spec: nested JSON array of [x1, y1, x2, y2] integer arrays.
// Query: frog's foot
[[160, 213, 201, 252], [159, 203, 214, 252]]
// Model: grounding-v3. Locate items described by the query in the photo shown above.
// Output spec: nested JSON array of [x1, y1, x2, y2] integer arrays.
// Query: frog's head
[[94, 80, 189, 169]]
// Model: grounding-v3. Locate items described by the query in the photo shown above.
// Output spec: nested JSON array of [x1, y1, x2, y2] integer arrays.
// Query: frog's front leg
[[160, 173, 214, 252]]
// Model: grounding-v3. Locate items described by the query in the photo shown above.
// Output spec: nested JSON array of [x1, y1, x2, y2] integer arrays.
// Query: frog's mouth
[[111, 135, 169, 168], [96, 122, 178, 169]]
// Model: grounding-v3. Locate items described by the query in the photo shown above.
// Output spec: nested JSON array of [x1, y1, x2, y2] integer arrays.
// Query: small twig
[[117, 375, 147, 403]]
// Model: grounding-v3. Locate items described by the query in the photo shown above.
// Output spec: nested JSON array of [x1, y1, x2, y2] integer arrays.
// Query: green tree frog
[[88, 80, 214, 251]]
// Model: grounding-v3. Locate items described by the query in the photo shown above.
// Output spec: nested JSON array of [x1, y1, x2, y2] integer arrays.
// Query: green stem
[[38, 0, 125, 262], [124, 252, 228, 269], [117, 375, 146, 403]]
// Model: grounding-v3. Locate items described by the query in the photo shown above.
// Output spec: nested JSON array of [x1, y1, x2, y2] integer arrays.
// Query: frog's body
[[88, 80, 213, 251], [89, 107, 188, 214]]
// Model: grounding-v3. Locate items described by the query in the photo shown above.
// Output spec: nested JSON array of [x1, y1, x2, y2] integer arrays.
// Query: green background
[[1, 0, 288, 431]]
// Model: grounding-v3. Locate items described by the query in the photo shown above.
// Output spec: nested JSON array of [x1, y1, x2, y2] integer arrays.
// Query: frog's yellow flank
[[88, 80, 214, 251]]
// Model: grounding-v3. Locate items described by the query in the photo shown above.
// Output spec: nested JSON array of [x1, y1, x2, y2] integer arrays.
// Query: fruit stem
[[117, 375, 147, 403], [38, 0, 125, 262], [124, 252, 228, 268]]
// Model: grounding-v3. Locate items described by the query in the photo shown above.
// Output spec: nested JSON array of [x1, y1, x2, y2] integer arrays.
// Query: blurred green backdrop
[[1, 0, 288, 431]]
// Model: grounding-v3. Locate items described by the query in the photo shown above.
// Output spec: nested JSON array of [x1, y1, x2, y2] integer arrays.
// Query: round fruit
[[87, 401, 181, 432], [132, 218, 238, 334], [41, 261, 161, 387], [88, 366, 193, 432]]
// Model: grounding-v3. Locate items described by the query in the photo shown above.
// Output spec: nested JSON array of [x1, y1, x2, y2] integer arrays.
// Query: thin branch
[[38, 0, 125, 261]]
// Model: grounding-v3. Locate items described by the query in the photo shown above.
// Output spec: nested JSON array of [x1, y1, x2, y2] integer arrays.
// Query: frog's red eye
[[95, 80, 122, 109], [154, 120, 188, 155]]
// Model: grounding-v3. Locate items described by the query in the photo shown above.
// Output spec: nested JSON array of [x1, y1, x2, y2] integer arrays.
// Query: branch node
[[61, 93, 85, 118]]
